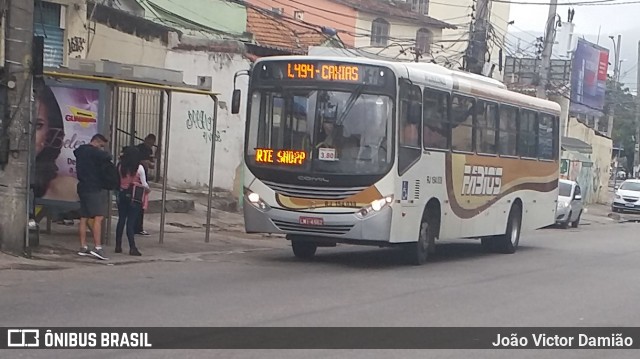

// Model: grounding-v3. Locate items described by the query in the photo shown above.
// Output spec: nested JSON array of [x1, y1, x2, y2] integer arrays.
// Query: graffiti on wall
[[68, 36, 86, 56], [185, 109, 224, 144]]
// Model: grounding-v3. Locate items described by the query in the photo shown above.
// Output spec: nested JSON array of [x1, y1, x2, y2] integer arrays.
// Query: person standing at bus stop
[[74, 134, 111, 260], [135, 134, 155, 236], [115, 146, 149, 256]]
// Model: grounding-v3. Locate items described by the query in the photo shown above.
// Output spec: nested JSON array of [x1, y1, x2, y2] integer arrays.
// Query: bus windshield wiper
[[336, 84, 365, 126]]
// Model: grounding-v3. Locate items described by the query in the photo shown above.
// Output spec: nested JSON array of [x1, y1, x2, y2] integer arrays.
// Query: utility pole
[[537, 0, 558, 99], [609, 35, 621, 140], [634, 40, 640, 177], [0, 0, 35, 255], [612, 35, 622, 83], [466, 0, 491, 75]]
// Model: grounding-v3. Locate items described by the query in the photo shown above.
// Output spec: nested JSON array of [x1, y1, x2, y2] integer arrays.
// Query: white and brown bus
[[231, 56, 561, 265]]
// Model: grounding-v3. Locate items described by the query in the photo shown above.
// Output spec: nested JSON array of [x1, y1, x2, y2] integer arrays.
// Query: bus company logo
[[462, 165, 503, 196], [298, 175, 329, 183], [65, 107, 97, 128]]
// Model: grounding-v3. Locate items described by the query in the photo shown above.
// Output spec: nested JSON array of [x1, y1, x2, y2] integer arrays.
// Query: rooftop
[[246, 8, 330, 54]]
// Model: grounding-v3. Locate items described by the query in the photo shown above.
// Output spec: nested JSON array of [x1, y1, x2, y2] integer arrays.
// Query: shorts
[[78, 190, 108, 218]]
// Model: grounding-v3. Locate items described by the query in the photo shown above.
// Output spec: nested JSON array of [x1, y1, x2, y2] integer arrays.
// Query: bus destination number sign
[[255, 148, 306, 166], [259, 61, 387, 85], [287, 63, 360, 82]]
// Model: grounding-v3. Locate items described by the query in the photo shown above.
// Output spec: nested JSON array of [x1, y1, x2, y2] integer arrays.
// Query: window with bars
[[415, 28, 432, 55], [411, 0, 430, 15], [370, 18, 390, 47]]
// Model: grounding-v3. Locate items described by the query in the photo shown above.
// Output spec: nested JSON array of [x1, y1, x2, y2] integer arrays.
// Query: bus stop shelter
[[34, 68, 221, 247]]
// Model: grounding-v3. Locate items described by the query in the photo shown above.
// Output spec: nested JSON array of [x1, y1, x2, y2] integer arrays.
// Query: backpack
[[100, 160, 120, 191]]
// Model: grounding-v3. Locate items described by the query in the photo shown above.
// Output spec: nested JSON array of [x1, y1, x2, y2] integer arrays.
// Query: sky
[[509, 0, 640, 34], [507, 0, 640, 88]]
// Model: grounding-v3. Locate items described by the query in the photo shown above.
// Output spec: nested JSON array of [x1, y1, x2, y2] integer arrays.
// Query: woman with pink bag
[[115, 146, 150, 256]]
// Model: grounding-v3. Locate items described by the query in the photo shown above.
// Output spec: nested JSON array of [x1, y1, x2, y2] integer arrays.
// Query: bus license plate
[[299, 216, 324, 226]]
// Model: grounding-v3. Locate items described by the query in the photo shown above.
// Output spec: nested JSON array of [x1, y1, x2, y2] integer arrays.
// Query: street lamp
[[609, 35, 622, 83]]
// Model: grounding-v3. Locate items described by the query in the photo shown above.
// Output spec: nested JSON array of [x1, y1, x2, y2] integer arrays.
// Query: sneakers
[[78, 247, 91, 256], [90, 248, 109, 261], [129, 248, 142, 256], [137, 231, 150, 236], [115, 247, 122, 253]]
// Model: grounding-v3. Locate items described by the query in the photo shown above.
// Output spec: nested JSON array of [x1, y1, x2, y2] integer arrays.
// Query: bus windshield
[[246, 89, 394, 175]]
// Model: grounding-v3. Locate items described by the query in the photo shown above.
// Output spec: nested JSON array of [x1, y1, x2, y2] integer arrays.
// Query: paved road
[[2, 222, 640, 359]]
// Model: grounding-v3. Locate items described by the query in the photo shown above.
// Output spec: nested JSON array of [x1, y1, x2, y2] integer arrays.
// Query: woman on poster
[[33, 82, 79, 202]]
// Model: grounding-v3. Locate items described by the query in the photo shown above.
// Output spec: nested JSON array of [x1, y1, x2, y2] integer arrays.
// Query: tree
[[607, 78, 637, 172]]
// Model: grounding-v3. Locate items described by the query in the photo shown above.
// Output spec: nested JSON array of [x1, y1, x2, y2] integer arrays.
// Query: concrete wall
[[163, 51, 250, 193], [354, 12, 443, 61], [566, 117, 613, 204], [85, 23, 168, 67]]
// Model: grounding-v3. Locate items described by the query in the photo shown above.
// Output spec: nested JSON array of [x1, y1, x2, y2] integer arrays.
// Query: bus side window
[[498, 105, 517, 156], [475, 101, 498, 154], [398, 80, 422, 175], [451, 95, 475, 152], [423, 89, 449, 150], [537, 113, 554, 160], [518, 110, 538, 158]]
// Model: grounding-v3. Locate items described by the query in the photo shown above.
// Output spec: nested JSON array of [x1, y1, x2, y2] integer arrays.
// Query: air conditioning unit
[[197, 76, 213, 90]]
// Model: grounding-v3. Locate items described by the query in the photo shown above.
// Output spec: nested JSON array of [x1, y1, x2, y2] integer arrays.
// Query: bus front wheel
[[405, 211, 438, 265], [291, 239, 317, 259]]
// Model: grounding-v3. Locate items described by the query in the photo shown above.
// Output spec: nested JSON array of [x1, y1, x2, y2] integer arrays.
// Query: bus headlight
[[246, 191, 270, 211], [356, 195, 393, 218]]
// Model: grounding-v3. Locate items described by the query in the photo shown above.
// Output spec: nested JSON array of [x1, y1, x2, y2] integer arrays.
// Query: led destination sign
[[255, 148, 307, 166], [287, 63, 360, 82], [258, 61, 389, 86]]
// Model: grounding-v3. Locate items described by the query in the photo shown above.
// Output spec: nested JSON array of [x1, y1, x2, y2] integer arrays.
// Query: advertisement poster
[[570, 38, 609, 114], [34, 80, 107, 205]]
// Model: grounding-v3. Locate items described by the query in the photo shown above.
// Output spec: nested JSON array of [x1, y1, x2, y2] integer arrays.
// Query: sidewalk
[[581, 203, 618, 226], [22, 197, 285, 268]]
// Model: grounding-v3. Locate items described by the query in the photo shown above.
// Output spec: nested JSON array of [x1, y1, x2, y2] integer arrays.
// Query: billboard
[[569, 38, 609, 114], [33, 79, 108, 207]]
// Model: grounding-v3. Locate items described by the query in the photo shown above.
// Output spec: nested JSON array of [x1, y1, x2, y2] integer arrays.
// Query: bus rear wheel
[[494, 204, 522, 254], [291, 239, 317, 259]]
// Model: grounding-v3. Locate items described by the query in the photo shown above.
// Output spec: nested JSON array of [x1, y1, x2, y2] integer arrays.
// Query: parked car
[[556, 179, 583, 228], [612, 179, 640, 213]]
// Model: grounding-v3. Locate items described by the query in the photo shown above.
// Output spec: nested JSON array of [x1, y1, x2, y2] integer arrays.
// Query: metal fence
[[112, 87, 164, 182]]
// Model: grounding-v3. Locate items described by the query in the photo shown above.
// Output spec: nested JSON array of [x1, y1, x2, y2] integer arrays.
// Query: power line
[[492, 0, 638, 5]]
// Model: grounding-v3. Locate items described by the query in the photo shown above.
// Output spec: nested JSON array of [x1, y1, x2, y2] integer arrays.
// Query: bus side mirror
[[231, 89, 241, 115]]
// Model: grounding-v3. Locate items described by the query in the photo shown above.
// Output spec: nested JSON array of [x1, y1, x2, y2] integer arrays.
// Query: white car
[[556, 179, 583, 228], [612, 179, 640, 213]]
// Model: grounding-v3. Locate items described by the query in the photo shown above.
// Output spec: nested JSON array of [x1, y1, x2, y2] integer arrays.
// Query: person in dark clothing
[[134, 134, 156, 236], [74, 134, 111, 260], [115, 146, 149, 256]]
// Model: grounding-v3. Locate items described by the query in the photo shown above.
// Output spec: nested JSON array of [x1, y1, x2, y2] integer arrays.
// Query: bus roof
[[254, 55, 562, 115]]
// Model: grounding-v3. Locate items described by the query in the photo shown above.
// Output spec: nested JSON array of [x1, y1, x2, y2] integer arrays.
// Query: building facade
[[33, 0, 89, 67], [248, 0, 454, 62]]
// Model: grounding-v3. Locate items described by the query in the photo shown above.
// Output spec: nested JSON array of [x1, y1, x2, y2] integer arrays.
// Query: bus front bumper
[[244, 204, 392, 243]]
